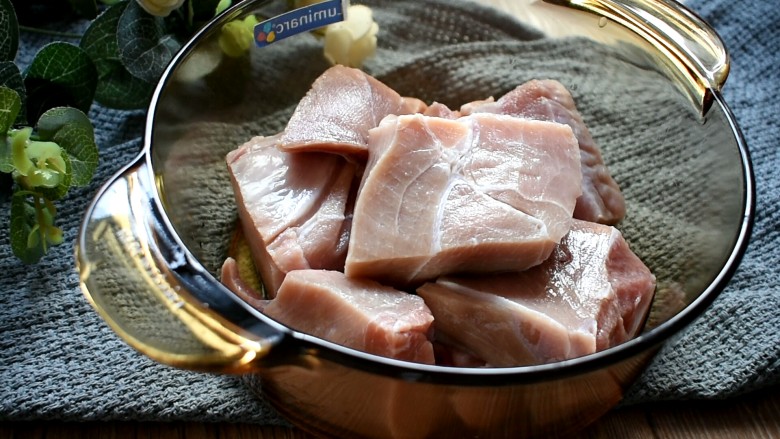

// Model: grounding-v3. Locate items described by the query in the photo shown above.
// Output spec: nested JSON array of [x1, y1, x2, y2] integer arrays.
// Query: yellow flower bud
[[134, 0, 185, 17], [45, 226, 64, 246], [219, 15, 260, 58], [11, 128, 34, 176]]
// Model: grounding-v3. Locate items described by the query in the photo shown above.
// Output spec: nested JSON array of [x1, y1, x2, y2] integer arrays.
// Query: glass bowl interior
[[148, 0, 750, 371]]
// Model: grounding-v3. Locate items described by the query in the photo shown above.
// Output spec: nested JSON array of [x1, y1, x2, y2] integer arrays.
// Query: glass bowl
[[76, 0, 754, 437]]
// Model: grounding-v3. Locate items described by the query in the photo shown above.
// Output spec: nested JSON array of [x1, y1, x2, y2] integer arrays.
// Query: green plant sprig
[[1, 0, 228, 263]]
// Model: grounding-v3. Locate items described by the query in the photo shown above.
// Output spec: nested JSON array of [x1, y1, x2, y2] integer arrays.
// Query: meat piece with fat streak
[[417, 219, 656, 367], [278, 65, 424, 159], [345, 113, 582, 288], [226, 134, 356, 298], [263, 270, 436, 364], [462, 79, 626, 225]]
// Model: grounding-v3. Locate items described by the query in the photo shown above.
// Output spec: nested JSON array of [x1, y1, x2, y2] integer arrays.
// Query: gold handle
[[76, 155, 285, 373]]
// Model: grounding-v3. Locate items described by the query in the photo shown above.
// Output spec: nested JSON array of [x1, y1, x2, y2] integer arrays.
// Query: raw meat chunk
[[423, 102, 461, 119], [345, 113, 581, 287], [402, 96, 429, 114], [226, 135, 356, 297], [462, 79, 626, 225], [417, 220, 656, 366], [278, 65, 421, 158], [459, 96, 494, 115], [263, 270, 436, 364]]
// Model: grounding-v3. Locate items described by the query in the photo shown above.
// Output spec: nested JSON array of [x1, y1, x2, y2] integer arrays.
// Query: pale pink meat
[[226, 135, 356, 298], [402, 96, 429, 114], [423, 102, 461, 119], [263, 270, 436, 364], [417, 219, 656, 366], [223, 69, 652, 369], [459, 96, 494, 115], [278, 65, 422, 158], [345, 113, 581, 287], [462, 79, 626, 225]]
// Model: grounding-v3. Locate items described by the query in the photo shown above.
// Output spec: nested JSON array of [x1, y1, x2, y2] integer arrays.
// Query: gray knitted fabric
[[0, 0, 777, 424], [622, 0, 780, 402]]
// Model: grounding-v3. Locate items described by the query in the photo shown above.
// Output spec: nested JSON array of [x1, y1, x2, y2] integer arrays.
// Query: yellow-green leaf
[[36, 106, 97, 187]]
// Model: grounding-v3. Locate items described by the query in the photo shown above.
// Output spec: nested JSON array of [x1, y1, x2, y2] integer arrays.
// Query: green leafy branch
[[1, 0, 228, 263]]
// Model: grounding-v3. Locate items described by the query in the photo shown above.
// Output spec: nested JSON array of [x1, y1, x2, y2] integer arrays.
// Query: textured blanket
[[1, 0, 777, 424]]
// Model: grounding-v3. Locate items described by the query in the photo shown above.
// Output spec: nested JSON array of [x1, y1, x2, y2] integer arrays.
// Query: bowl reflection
[[77, 0, 753, 437]]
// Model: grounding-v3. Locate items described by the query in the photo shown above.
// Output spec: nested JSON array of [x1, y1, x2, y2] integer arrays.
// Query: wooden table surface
[[2, 385, 778, 438]]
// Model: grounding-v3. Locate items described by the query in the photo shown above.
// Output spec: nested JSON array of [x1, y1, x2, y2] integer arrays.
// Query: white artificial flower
[[134, 0, 186, 17], [174, 41, 223, 83], [323, 5, 378, 68]]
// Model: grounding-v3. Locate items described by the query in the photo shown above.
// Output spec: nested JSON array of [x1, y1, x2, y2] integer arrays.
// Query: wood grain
[[2, 386, 778, 438]]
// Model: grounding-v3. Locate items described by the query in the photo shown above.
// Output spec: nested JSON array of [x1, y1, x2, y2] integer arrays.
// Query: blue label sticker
[[254, 0, 347, 48]]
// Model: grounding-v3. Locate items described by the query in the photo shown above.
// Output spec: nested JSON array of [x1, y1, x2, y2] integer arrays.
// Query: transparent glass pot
[[76, 0, 754, 437]]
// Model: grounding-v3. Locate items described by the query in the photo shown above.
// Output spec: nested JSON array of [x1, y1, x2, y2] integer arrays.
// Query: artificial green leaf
[[10, 192, 46, 264], [0, 85, 19, 133], [81, 1, 153, 109], [68, 0, 98, 19], [36, 106, 97, 187], [0, 0, 18, 61], [94, 64, 153, 109], [0, 86, 20, 174], [23, 42, 98, 123], [0, 61, 26, 124], [36, 105, 92, 138], [117, 0, 181, 83]]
